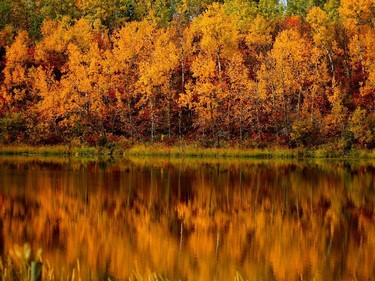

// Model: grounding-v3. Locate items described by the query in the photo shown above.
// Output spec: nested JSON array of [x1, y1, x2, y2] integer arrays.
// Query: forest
[[0, 0, 374, 150]]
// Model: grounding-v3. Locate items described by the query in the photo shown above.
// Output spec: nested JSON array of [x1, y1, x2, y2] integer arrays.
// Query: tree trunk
[[239, 109, 243, 142], [255, 81, 262, 138], [128, 98, 133, 140], [179, 14, 185, 138], [297, 91, 301, 117], [357, 32, 365, 75], [324, 46, 334, 76], [168, 98, 172, 139], [150, 97, 155, 143]]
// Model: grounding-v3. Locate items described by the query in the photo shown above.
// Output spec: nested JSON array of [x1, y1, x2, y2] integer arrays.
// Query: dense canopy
[[0, 0, 374, 149]]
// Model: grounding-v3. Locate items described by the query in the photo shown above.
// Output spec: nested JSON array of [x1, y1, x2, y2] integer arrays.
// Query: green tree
[[80, 0, 132, 31]]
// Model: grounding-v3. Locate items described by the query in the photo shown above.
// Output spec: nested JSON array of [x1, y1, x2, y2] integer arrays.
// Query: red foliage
[[281, 16, 310, 35]]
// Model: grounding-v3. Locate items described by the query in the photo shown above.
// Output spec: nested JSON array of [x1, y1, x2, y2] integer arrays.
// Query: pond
[[0, 156, 374, 281]]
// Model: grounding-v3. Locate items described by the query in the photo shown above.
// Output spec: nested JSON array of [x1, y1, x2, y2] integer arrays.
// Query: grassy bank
[[0, 143, 374, 159], [0, 145, 99, 157], [125, 144, 375, 159]]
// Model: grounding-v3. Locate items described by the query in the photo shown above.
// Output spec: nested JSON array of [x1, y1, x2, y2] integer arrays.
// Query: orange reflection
[[0, 158, 374, 280]]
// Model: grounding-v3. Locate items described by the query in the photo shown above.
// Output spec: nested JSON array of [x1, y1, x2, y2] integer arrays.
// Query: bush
[[290, 118, 321, 147]]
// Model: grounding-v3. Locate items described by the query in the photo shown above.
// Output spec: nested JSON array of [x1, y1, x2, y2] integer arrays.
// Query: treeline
[[0, 0, 374, 149]]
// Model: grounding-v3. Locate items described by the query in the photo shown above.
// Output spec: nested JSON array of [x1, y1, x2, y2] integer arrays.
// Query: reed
[[0, 145, 98, 157], [126, 144, 297, 158], [0, 143, 374, 159], [128, 271, 170, 281], [125, 143, 375, 159], [0, 256, 249, 281]]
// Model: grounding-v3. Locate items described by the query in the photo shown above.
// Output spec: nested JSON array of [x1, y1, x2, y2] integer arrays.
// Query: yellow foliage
[[306, 6, 334, 49], [192, 2, 238, 59], [339, 0, 375, 32], [246, 15, 273, 48], [4, 31, 29, 66]]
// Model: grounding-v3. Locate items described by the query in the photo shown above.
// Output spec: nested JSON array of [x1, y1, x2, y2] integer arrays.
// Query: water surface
[[0, 156, 375, 280]]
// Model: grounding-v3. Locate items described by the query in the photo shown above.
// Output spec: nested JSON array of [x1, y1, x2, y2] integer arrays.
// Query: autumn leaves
[[0, 0, 374, 147]]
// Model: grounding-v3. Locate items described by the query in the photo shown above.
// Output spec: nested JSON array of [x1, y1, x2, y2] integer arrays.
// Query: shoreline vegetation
[[0, 144, 374, 159], [0, 256, 247, 281]]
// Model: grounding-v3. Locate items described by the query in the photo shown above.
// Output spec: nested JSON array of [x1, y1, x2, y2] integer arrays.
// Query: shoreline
[[0, 144, 374, 160]]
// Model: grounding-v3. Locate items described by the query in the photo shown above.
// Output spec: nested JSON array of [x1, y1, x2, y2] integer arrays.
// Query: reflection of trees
[[0, 158, 374, 280]]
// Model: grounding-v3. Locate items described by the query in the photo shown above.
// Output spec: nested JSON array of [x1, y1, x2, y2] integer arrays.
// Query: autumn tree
[[1, 31, 33, 113], [0, 0, 374, 148], [56, 28, 109, 141], [339, 0, 375, 113], [137, 26, 179, 142], [358, 23, 375, 113], [0, 0, 27, 31], [245, 14, 274, 55], [223, 0, 257, 32], [80, 0, 131, 31], [33, 19, 112, 143], [306, 6, 335, 75], [111, 21, 157, 141], [323, 81, 349, 145], [339, 0, 375, 76], [181, 3, 239, 146], [226, 53, 256, 142], [349, 107, 374, 148], [0, 31, 34, 143], [257, 29, 329, 145], [257, 0, 283, 19], [42, 0, 81, 21]]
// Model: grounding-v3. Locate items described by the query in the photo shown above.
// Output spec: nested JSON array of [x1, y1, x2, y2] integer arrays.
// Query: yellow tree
[[1, 31, 32, 112], [361, 31, 375, 100], [257, 29, 307, 136], [339, 0, 375, 75], [339, 0, 375, 113], [111, 20, 156, 140], [0, 30, 33, 143], [137, 27, 179, 142], [35, 18, 92, 64], [306, 6, 335, 75], [223, 0, 257, 33], [323, 81, 348, 140], [30, 66, 62, 143], [257, 29, 328, 145], [58, 41, 111, 140], [245, 14, 274, 55], [33, 19, 112, 142], [180, 3, 239, 146], [226, 53, 255, 142]]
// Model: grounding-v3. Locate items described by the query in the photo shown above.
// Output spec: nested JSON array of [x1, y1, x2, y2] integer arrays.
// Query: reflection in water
[[0, 157, 375, 280]]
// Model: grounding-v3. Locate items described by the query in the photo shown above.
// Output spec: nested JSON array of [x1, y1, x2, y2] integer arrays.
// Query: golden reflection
[[0, 157, 374, 280]]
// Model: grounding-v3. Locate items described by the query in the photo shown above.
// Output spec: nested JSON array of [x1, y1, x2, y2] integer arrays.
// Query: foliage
[[0, 0, 374, 150]]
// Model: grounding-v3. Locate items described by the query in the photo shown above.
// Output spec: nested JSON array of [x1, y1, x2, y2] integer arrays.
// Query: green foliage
[[257, 0, 283, 18], [0, 114, 26, 144], [0, 0, 12, 30], [285, 0, 312, 16], [349, 107, 373, 148], [290, 118, 311, 147], [323, 0, 340, 21]]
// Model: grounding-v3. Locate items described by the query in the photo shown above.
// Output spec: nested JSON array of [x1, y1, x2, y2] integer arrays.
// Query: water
[[0, 156, 375, 281]]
